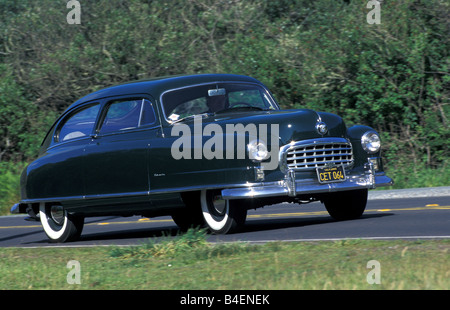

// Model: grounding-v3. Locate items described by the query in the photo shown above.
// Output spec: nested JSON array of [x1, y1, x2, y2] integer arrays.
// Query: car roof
[[68, 73, 263, 111]]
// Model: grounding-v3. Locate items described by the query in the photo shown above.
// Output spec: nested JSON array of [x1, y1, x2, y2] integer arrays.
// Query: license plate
[[317, 166, 346, 184]]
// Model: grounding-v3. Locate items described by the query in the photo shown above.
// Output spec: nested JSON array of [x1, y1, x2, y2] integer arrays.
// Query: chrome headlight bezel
[[361, 131, 381, 154]]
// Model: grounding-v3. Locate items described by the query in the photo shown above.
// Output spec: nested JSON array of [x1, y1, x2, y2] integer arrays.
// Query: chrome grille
[[283, 139, 353, 171]]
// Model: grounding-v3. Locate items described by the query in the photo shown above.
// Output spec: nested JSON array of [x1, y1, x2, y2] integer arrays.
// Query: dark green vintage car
[[11, 74, 393, 242]]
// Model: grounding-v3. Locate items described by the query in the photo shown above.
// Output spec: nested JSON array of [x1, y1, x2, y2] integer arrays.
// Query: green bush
[[0, 162, 24, 215], [385, 162, 449, 189], [1, 0, 448, 164]]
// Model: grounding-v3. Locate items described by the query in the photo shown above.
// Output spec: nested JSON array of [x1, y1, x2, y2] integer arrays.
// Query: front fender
[[347, 125, 377, 141], [347, 125, 382, 170]]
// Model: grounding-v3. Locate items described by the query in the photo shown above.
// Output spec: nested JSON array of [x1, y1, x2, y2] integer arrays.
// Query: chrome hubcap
[[212, 195, 226, 215], [50, 205, 65, 226]]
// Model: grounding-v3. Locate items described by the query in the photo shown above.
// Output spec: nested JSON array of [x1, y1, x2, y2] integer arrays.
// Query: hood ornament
[[316, 122, 328, 135]]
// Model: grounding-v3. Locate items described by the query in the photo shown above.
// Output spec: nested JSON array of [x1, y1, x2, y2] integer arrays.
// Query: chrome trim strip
[[21, 196, 84, 204], [148, 182, 263, 195], [19, 182, 263, 205], [20, 191, 150, 205], [84, 191, 150, 200]]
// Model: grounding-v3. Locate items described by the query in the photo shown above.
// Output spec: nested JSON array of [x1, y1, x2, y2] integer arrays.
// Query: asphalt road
[[1, 193, 449, 247]]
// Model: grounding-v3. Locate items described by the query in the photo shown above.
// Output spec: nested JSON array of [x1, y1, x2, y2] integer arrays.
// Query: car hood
[[179, 109, 347, 146]]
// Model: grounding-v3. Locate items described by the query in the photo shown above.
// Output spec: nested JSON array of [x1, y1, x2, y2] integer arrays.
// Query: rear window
[[99, 99, 156, 134]]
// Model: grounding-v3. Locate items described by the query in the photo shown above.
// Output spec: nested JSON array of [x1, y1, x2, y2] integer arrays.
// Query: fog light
[[368, 158, 379, 171], [255, 167, 265, 181]]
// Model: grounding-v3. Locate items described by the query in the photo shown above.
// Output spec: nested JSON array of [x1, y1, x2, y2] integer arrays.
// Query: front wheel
[[39, 203, 84, 243], [171, 192, 205, 231], [200, 189, 247, 234], [323, 189, 368, 221]]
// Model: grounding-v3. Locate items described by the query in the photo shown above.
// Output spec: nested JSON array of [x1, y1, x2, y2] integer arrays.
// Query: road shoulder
[[369, 186, 450, 200]]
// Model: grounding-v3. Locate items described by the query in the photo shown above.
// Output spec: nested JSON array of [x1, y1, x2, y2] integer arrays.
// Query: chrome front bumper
[[222, 163, 393, 200]]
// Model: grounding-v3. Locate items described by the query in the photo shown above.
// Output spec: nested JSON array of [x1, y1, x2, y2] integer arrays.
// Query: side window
[[99, 99, 156, 134], [57, 104, 100, 142]]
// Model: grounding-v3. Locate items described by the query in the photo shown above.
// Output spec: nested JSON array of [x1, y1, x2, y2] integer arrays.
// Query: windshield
[[161, 83, 279, 122]]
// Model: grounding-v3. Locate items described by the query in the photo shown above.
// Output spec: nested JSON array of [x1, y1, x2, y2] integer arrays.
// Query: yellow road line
[[0, 218, 173, 229], [89, 219, 173, 226], [247, 206, 450, 219], [0, 224, 42, 229], [370, 206, 450, 212], [1, 206, 448, 229], [248, 211, 328, 218]]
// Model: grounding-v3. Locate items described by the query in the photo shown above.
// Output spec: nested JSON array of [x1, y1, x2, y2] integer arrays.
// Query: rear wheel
[[323, 189, 368, 221], [200, 189, 247, 234], [39, 203, 84, 243]]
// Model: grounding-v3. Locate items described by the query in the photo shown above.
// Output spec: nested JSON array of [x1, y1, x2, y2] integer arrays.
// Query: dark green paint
[[16, 74, 387, 217]]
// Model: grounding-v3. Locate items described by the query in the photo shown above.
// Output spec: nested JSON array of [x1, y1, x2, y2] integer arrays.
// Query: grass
[[0, 229, 449, 290]]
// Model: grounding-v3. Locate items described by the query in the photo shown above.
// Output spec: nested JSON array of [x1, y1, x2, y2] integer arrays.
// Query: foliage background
[[0, 0, 448, 213]]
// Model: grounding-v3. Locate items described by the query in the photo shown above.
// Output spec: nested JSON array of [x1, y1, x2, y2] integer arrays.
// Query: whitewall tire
[[200, 189, 247, 234], [39, 202, 84, 243]]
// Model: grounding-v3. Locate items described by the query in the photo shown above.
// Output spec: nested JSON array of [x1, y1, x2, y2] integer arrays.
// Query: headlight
[[248, 140, 269, 161], [361, 131, 381, 154]]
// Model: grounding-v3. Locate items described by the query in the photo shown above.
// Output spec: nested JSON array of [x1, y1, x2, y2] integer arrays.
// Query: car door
[[25, 103, 100, 200], [83, 97, 158, 199]]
